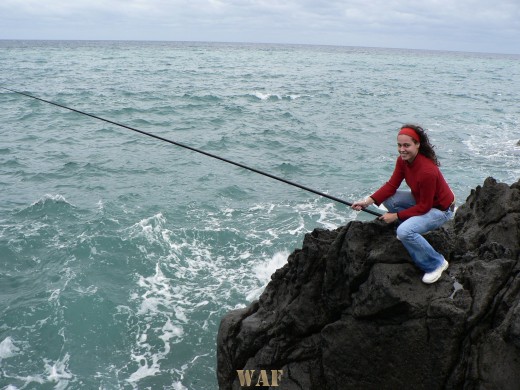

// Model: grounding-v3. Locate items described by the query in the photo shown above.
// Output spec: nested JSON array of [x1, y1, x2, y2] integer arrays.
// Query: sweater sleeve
[[396, 169, 437, 220], [370, 158, 405, 205]]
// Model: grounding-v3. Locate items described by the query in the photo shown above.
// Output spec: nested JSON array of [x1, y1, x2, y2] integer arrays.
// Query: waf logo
[[236, 369, 284, 387]]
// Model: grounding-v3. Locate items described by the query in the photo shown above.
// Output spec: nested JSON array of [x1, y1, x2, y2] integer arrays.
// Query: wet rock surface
[[217, 177, 520, 389]]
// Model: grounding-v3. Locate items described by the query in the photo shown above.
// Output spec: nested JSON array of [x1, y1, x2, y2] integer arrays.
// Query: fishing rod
[[1, 86, 383, 217]]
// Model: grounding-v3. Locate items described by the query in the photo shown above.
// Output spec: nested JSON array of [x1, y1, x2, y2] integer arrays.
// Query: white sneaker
[[422, 259, 449, 284]]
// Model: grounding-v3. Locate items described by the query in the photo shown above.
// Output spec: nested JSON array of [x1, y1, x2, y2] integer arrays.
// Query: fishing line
[[1, 86, 383, 217]]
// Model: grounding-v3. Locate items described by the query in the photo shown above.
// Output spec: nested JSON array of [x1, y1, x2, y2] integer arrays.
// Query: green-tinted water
[[1, 41, 519, 389]]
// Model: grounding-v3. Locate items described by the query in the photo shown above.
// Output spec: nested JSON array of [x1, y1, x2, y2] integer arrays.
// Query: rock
[[217, 177, 520, 389]]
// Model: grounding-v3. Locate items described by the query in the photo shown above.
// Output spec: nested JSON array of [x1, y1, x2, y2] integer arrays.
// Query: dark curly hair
[[400, 124, 440, 166]]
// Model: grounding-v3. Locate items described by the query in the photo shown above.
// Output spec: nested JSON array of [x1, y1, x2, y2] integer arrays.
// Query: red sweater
[[370, 154, 454, 220]]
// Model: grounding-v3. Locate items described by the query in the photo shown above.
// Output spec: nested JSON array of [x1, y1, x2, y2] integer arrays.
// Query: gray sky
[[1, 0, 519, 54]]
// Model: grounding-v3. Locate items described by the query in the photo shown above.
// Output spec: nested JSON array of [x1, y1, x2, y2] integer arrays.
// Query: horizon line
[[1, 38, 519, 57]]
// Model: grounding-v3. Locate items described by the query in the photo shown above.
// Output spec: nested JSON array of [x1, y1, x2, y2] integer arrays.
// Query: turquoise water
[[1, 41, 519, 389]]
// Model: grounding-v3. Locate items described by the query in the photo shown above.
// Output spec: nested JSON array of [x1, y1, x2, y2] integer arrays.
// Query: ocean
[[1, 40, 519, 389]]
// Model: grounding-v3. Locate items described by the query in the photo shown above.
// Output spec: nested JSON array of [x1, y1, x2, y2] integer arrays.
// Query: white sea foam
[[294, 199, 349, 230], [172, 381, 188, 390], [127, 262, 187, 386], [3, 375, 46, 389], [462, 133, 520, 183], [136, 263, 179, 316], [287, 216, 306, 235], [123, 209, 296, 384], [316, 202, 348, 230], [464, 133, 520, 160], [159, 319, 184, 348], [239, 251, 251, 259], [248, 203, 275, 213], [246, 251, 289, 301], [254, 251, 289, 283], [0, 337, 20, 361], [48, 267, 76, 303], [252, 91, 303, 100], [127, 352, 160, 383], [31, 194, 71, 207], [254, 92, 280, 100], [44, 353, 74, 390], [128, 213, 168, 245], [73, 285, 98, 295]]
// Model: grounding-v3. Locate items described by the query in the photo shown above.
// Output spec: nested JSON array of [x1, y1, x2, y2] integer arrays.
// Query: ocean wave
[[463, 134, 520, 161], [118, 208, 301, 382], [125, 213, 170, 251], [14, 194, 76, 218], [1, 157, 27, 168], [217, 185, 252, 200], [181, 93, 222, 103], [246, 251, 289, 301], [274, 162, 304, 174], [1, 194, 360, 388], [203, 136, 232, 151], [1, 349, 74, 389], [250, 91, 305, 101]]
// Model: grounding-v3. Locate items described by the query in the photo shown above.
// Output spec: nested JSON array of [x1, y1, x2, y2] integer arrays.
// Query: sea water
[[0, 40, 519, 389]]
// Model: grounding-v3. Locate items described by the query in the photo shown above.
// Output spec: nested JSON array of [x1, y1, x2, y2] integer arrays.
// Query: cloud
[[1, 0, 519, 53]]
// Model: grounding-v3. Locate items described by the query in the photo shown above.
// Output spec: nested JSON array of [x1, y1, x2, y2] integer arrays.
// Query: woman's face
[[397, 134, 420, 163]]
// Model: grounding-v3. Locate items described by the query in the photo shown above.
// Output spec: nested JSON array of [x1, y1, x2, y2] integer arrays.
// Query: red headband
[[398, 127, 420, 142]]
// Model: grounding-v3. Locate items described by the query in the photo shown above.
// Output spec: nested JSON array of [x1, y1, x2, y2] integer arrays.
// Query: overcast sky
[[1, 0, 519, 54]]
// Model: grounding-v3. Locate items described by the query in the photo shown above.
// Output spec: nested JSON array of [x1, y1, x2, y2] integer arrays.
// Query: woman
[[352, 124, 455, 284]]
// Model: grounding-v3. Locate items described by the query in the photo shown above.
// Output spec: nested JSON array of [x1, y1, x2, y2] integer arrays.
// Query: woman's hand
[[351, 197, 374, 211], [379, 212, 398, 224]]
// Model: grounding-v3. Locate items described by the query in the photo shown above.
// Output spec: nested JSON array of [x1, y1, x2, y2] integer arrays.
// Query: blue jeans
[[383, 190, 454, 273]]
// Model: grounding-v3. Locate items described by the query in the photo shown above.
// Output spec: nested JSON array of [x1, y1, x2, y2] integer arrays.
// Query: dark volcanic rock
[[217, 177, 520, 389]]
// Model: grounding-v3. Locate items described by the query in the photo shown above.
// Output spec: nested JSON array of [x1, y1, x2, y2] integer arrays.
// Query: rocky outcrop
[[217, 177, 520, 389]]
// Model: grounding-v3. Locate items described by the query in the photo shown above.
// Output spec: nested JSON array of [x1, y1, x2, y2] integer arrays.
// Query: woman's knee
[[396, 223, 414, 240]]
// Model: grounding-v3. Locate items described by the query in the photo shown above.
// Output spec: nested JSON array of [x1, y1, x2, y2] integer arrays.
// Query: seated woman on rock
[[352, 124, 455, 284]]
